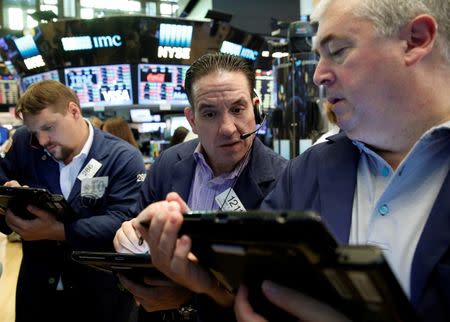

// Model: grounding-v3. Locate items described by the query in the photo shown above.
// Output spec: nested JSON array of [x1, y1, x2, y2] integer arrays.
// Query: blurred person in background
[[169, 126, 189, 147], [103, 116, 139, 149], [314, 101, 340, 145], [89, 116, 104, 129]]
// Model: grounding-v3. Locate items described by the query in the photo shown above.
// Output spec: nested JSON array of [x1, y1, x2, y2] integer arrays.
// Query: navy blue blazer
[[262, 133, 450, 321], [0, 126, 146, 322], [134, 137, 288, 212]]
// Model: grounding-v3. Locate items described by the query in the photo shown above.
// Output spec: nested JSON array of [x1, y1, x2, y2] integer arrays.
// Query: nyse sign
[[157, 46, 191, 59]]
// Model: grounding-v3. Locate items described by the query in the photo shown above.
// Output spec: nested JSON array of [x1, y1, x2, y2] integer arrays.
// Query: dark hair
[[102, 116, 139, 149], [184, 53, 255, 109], [16, 80, 80, 118], [169, 126, 189, 147]]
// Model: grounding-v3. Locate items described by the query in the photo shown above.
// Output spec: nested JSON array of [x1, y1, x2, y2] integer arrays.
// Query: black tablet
[[175, 210, 418, 322], [71, 251, 167, 283], [0, 186, 75, 221]]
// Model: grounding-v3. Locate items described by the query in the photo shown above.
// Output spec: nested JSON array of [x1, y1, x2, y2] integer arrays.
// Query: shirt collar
[[57, 119, 94, 166], [193, 142, 251, 181], [352, 119, 450, 154]]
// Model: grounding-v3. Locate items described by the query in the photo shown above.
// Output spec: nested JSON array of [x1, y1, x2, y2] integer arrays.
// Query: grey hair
[[311, 0, 450, 64]]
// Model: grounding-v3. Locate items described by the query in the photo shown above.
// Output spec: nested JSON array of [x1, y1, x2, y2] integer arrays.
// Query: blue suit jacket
[[262, 133, 450, 321], [134, 137, 288, 212], [0, 126, 146, 322]]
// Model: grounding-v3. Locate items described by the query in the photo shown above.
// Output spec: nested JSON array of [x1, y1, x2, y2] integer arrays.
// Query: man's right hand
[[114, 218, 149, 254], [135, 192, 234, 308]]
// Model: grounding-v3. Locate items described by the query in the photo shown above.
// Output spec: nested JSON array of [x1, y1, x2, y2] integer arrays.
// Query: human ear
[[184, 107, 198, 134], [67, 101, 81, 118], [400, 14, 437, 66]]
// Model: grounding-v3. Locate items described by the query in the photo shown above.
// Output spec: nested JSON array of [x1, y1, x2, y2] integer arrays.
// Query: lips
[[328, 97, 344, 104], [46, 144, 57, 153], [219, 141, 240, 148]]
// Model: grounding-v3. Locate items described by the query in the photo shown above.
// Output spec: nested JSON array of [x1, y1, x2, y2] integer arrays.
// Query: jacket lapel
[[234, 139, 275, 209], [410, 170, 450, 306], [318, 135, 360, 244], [67, 129, 109, 204], [171, 146, 196, 201]]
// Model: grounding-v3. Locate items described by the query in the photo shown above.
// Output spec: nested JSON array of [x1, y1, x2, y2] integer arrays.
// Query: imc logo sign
[[61, 35, 122, 51]]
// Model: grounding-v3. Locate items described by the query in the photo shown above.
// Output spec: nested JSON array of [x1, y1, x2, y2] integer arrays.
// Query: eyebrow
[[313, 34, 338, 53], [196, 96, 249, 110], [230, 97, 248, 106]]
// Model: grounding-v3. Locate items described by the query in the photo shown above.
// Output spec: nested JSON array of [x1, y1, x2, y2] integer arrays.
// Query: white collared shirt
[[58, 120, 94, 199]]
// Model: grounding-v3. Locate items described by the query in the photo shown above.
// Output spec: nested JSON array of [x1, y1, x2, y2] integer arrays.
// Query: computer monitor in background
[[130, 109, 152, 123], [167, 115, 192, 136], [21, 70, 60, 91], [255, 69, 274, 109], [64, 64, 133, 108], [138, 64, 190, 107]]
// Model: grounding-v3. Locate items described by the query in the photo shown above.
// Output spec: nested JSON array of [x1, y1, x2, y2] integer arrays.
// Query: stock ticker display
[[138, 64, 189, 107], [255, 69, 274, 109], [64, 64, 133, 108], [21, 70, 60, 91]]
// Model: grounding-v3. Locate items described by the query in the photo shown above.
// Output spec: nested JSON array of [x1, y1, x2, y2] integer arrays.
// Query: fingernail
[[262, 280, 278, 296]]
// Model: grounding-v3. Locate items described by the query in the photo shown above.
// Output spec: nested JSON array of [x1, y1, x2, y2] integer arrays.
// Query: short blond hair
[[16, 80, 80, 118]]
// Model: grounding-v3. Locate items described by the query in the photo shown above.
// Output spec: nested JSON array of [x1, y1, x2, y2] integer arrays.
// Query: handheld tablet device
[[174, 210, 418, 322], [0, 186, 75, 221], [71, 251, 167, 283]]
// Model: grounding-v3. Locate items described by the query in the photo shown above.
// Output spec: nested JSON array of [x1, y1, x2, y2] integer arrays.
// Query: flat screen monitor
[[13, 35, 40, 59], [138, 64, 189, 107], [64, 64, 133, 108], [0, 80, 19, 104], [255, 69, 274, 109], [139, 122, 167, 133], [130, 109, 152, 123], [21, 70, 60, 91], [167, 115, 191, 136]]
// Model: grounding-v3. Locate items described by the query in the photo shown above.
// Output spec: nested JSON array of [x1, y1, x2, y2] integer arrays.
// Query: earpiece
[[252, 89, 265, 124], [253, 103, 263, 124]]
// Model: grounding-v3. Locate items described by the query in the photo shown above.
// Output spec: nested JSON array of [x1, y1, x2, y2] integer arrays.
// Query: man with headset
[[114, 52, 287, 321]]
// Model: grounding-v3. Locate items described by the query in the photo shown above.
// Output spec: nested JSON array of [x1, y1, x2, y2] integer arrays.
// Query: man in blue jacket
[[114, 53, 287, 321], [234, 0, 450, 321], [0, 80, 146, 322]]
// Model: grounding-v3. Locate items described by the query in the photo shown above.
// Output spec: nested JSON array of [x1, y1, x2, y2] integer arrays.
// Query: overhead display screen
[[64, 64, 133, 108], [21, 70, 60, 91], [138, 64, 189, 107], [255, 69, 274, 109]]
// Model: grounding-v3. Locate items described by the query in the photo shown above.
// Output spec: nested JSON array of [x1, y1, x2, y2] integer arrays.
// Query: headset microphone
[[240, 114, 267, 140]]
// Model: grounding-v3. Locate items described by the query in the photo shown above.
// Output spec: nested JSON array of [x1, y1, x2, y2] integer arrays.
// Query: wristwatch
[[140, 305, 197, 321], [177, 304, 198, 321]]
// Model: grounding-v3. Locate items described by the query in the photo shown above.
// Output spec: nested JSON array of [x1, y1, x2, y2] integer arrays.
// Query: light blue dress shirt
[[349, 120, 450, 298]]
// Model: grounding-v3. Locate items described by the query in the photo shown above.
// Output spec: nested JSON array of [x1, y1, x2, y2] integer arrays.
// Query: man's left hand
[[5, 205, 65, 241]]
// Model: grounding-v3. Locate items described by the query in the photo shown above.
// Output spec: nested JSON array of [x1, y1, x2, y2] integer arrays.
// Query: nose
[[218, 113, 237, 137], [313, 58, 335, 87], [35, 131, 50, 147]]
